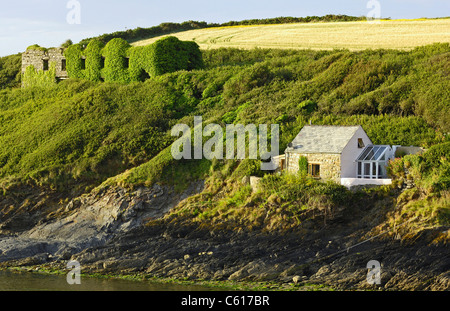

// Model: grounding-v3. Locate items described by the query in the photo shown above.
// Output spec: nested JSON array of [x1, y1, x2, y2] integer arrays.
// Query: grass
[[134, 19, 450, 51], [160, 165, 354, 233], [394, 190, 450, 232]]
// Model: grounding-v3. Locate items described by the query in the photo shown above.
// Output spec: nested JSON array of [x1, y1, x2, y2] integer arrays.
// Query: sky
[[0, 0, 449, 56]]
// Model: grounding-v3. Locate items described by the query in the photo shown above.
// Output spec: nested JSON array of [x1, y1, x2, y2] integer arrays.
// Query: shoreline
[[0, 184, 448, 291], [1, 265, 335, 291]]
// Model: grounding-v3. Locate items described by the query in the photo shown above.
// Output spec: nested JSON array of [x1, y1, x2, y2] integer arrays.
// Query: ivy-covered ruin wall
[[21, 36, 203, 87], [64, 36, 204, 83]]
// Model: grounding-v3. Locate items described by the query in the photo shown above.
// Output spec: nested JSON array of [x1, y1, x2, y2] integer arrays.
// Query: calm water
[[0, 270, 215, 291]]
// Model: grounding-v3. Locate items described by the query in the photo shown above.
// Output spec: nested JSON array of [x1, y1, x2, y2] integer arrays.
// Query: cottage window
[[43, 59, 49, 71], [358, 138, 365, 149], [61, 59, 66, 71], [280, 158, 286, 171], [308, 164, 320, 178]]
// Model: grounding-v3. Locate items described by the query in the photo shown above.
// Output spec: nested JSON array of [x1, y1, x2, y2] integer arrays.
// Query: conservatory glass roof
[[357, 145, 389, 161]]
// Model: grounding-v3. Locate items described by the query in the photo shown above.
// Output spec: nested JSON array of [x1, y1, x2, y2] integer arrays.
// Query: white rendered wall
[[340, 127, 373, 178]]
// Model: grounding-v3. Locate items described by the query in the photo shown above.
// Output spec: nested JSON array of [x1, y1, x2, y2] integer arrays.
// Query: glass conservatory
[[356, 145, 392, 179]]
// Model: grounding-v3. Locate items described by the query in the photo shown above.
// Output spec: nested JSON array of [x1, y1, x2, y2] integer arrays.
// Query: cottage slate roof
[[287, 125, 361, 154]]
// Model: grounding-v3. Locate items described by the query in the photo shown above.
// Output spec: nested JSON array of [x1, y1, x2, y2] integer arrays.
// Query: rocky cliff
[[0, 181, 448, 291]]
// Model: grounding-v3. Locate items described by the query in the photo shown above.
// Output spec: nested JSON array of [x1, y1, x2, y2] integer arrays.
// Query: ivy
[[148, 36, 198, 77], [102, 38, 131, 83], [64, 44, 85, 79], [26, 44, 48, 52], [183, 41, 204, 71], [84, 40, 105, 81], [22, 63, 56, 88], [63, 36, 203, 84], [128, 45, 150, 82]]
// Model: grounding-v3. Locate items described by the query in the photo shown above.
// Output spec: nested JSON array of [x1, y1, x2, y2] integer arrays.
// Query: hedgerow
[[77, 15, 372, 46]]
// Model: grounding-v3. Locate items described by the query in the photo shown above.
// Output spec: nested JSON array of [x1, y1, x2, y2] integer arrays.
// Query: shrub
[[223, 63, 274, 98], [298, 156, 308, 176], [231, 159, 263, 179], [387, 157, 405, 179], [259, 173, 350, 209], [430, 161, 450, 192], [298, 100, 318, 114], [422, 142, 450, 168]]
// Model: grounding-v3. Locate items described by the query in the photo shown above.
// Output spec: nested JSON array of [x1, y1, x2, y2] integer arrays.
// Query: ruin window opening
[[100, 56, 105, 69], [81, 57, 86, 70], [138, 69, 150, 82], [61, 59, 66, 71], [43, 59, 49, 71], [124, 57, 130, 68]]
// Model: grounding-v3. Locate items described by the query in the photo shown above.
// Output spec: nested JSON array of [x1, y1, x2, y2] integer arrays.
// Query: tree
[[61, 39, 74, 48]]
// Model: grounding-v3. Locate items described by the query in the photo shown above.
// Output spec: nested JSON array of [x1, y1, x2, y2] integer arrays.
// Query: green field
[[133, 19, 450, 51]]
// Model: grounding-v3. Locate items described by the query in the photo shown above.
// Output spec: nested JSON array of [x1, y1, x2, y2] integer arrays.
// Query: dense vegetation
[[0, 42, 448, 234], [77, 15, 370, 46], [1, 43, 449, 189], [22, 62, 57, 88], [0, 54, 21, 90]]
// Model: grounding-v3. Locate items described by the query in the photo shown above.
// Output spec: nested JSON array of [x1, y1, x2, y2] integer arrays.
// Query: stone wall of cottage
[[287, 152, 341, 181], [21, 48, 68, 80]]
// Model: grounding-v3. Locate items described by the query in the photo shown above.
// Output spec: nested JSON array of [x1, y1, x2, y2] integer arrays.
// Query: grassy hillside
[[133, 19, 450, 51], [0, 43, 448, 195]]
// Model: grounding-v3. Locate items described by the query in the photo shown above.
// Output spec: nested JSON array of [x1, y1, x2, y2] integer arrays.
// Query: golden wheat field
[[133, 19, 450, 51]]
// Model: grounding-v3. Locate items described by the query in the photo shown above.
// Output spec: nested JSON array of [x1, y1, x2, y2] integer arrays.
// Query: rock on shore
[[0, 183, 448, 291]]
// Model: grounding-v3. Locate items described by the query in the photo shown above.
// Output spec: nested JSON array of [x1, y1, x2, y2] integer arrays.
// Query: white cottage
[[279, 125, 395, 188]]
